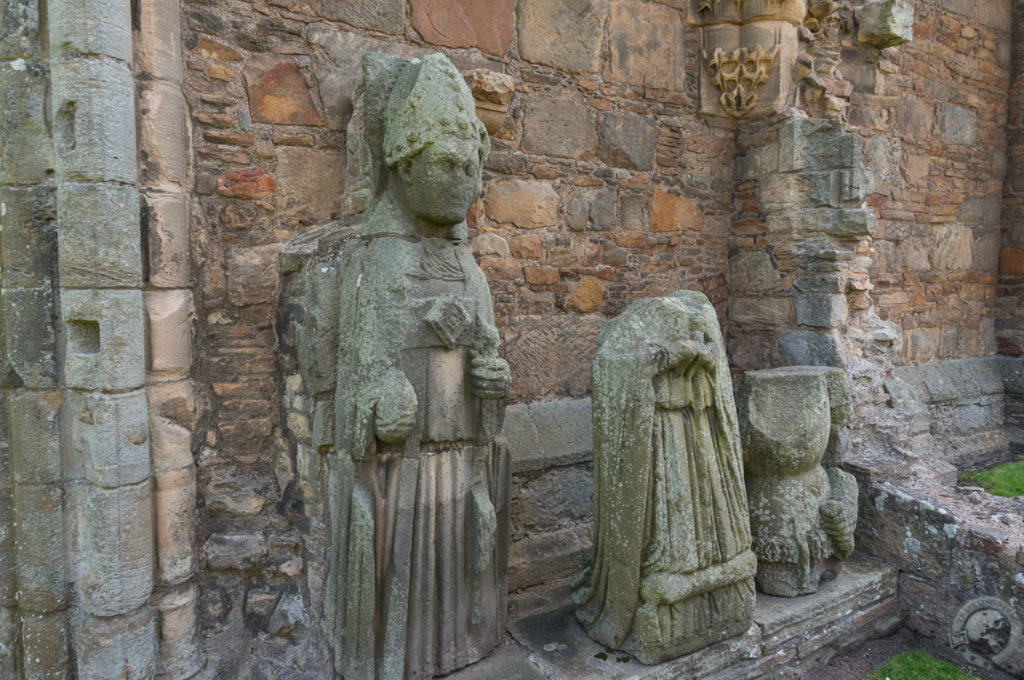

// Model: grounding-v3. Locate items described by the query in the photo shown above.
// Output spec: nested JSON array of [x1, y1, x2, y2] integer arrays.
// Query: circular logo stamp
[[949, 597, 1023, 670]]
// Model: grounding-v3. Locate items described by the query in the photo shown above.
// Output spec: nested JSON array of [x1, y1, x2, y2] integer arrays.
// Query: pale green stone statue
[[572, 290, 757, 664], [323, 52, 510, 679], [738, 366, 858, 597]]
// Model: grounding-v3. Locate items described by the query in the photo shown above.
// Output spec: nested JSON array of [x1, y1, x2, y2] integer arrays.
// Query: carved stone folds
[[688, 0, 807, 119]]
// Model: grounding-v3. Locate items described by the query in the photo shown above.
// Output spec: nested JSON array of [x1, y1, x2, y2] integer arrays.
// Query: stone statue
[[572, 290, 757, 664], [324, 52, 511, 679], [737, 366, 858, 597]]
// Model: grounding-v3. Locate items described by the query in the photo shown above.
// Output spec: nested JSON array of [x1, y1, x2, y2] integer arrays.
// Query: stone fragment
[[2, 287, 56, 388], [134, 0, 182, 83], [145, 193, 190, 288], [14, 484, 65, 612], [766, 209, 876, 240], [597, 112, 657, 171], [275, 147, 345, 221], [760, 169, 873, 212], [57, 183, 142, 288], [9, 391, 61, 486], [411, 0, 515, 56], [155, 466, 198, 585], [466, 69, 515, 134], [573, 291, 755, 663], [217, 167, 275, 199], [730, 297, 793, 329], [51, 57, 137, 183], [315, 0, 405, 35], [206, 532, 268, 571], [0, 62, 52, 184], [566, 276, 604, 313], [517, 0, 608, 73], [566, 188, 617, 232], [266, 590, 309, 637], [155, 585, 203, 680], [77, 482, 153, 617], [71, 390, 150, 489], [739, 366, 857, 596], [62, 289, 145, 391], [484, 181, 559, 228], [778, 120, 861, 172], [77, 607, 155, 680], [226, 244, 282, 307], [244, 56, 323, 126], [469, 233, 511, 258], [778, 330, 848, 368], [503, 314, 604, 400], [729, 251, 780, 293], [650, 188, 702, 232], [137, 79, 187, 188], [857, 0, 914, 48], [521, 91, 596, 160], [605, 0, 686, 92], [930, 224, 972, 270]]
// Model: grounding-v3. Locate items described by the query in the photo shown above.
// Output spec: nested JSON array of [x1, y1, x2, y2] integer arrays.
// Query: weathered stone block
[[145, 290, 192, 378], [57, 183, 142, 288], [275, 147, 345, 222], [145, 193, 189, 288], [14, 484, 65, 613], [137, 79, 187, 189], [937, 103, 978, 145], [206, 532, 268, 571], [797, 293, 847, 329], [0, 61, 52, 184], [509, 524, 591, 591], [155, 584, 203, 680], [21, 611, 69, 679], [62, 289, 145, 391], [501, 398, 593, 473], [605, 0, 686, 91], [150, 414, 193, 474], [51, 57, 137, 183], [411, 0, 514, 55], [226, 244, 282, 307], [761, 169, 873, 212], [503, 315, 604, 400], [650, 188, 702, 232], [314, 0, 404, 35], [3, 287, 56, 388], [134, 0, 182, 83], [72, 390, 150, 489], [566, 188, 616, 232], [484, 180, 559, 228], [597, 112, 657, 171], [521, 91, 596, 160], [517, 0, 608, 73], [49, 0, 131, 61], [9, 390, 62, 485], [1, 0, 42, 60], [730, 297, 793, 329], [0, 185, 56, 289], [77, 482, 153, 617], [857, 0, 913, 48], [518, 466, 592, 531], [778, 330, 848, 368], [155, 466, 198, 585], [77, 607, 155, 680], [244, 55, 323, 126], [778, 120, 860, 172], [217, 167, 274, 199], [729, 251, 780, 293]]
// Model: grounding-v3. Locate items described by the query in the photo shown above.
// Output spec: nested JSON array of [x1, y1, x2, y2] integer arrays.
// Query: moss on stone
[[861, 651, 981, 680]]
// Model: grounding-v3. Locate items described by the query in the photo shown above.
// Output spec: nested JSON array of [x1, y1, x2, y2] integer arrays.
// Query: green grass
[[860, 651, 982, 680], [962, 458, 1024, 497]]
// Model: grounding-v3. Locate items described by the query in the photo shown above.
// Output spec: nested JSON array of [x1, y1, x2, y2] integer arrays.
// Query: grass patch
[[962, 458, 1024, 497], [861, 650, 981, 680]]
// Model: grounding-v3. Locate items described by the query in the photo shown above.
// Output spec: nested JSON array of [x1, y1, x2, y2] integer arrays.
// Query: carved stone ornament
[[737, 366, 858, 597], [309, 52, 512, 679], [950, 597, 1024, 673], [688, 0, 807, 119], [572, 290, 756, 664]]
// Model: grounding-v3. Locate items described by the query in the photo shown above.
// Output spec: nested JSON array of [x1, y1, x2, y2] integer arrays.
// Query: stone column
[[1, 1, 66, 677], [134, 1, 204, 677], [48, 0, 155, 677]]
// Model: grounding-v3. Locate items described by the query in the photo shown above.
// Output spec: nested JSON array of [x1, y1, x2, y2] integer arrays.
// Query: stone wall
[[999, 0, 1024, 356]]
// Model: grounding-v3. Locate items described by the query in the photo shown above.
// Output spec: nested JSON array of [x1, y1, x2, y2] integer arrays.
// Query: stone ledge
[[484, 553, 896, 680]]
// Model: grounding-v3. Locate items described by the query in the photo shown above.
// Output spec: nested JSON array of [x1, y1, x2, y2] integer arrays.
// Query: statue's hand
[[375, 374, 418, 443], [657, 339, 717, 373], [470, 355, 510, 400]]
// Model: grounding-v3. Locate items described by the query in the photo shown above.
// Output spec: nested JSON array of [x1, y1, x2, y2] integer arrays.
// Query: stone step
[[447, 553, 898, 680]]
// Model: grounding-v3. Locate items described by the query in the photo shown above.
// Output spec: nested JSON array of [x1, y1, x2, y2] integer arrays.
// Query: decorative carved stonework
[[688, 0, 807, 120]]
